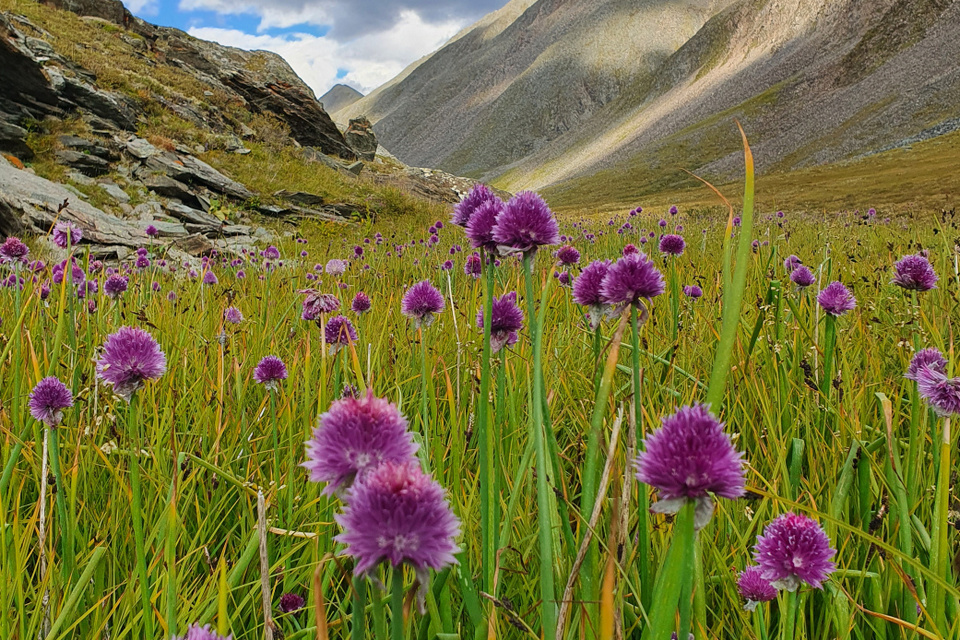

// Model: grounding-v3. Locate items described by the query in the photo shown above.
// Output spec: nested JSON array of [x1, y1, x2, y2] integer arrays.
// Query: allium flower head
[[915, 367, 960, 417], [784, 255, 802, 272], [253, 355, 287, 391], [325, 315, 358, 355], [29, 376, 73, 426], [301, 290, 340, 321], [223, 306, 243, 324], [635, 404, 745, 529], [401, 280, 445, 328], [464, 252, 482, 278], [0, 237, 29, 263], [905, 348, 947, 381], [351, 291, 371, 314], [262, 246, 280, 260], [52, 221, 82, 249], [573, 259, 614, 330], [96, 327, 167, 401], [278, 593, 305, 615], [492, 191, 560, 255], [175, 624, 231, 640], [335, 460, 460, 581], [304, 392, 418, 495], [145, 225, 159, 238], [738, 565, 777, 611], [202, 270, 218, 286], [622, 244, 638, 256], [600, 252, 665, 309], [892, 254, 938, 292], [790, 266, 815, 288], [465, 198, 505, 253], [555, 245, 580, 266], [452, 183, 497, 227], [817, 281, 856, 316], [477, 291, 524, 354], [104, 274, 129, 299], [753, 513, 836, 591], [683, 284, 703, 299], [325, 259, 348, 277], [659, 234, 685, 256]]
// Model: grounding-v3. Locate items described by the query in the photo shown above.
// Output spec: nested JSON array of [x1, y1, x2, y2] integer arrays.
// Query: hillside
[[341, 0, 960, 210], [320, 83, 363, 114]]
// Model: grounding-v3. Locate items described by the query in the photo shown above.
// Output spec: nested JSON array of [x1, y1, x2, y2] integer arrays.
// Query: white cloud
[[188, 10, 463, 95], [126, 0, 159, 13]]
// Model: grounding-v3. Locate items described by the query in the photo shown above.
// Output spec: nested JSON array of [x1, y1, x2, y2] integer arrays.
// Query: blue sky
[[126, 0, 509, 97]]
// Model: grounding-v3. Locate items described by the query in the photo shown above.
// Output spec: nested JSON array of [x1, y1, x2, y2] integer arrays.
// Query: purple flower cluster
[[29, 376, 73, 426], [915, 365, 960, 417], [0, 237, 29, 264], [325, 315, 358, 354], [175, 624, 231, 640], [104, 274, 129, 299], [658, 234, 685, 256], [401, 280, 445, 328], [600, 252, 665, 310], [96, 327, 167, 402], [790, 266, 816, 288], [351, 291, 371, 314], [572, 259, 613, 330], [253, 355, 287, 391], [555, 245, 581, 266], [477, 291, 524, 354], [452, 183, 497, 227], [817, 281, 856, 316], [52, 221, 82, 249], [301, 290, 340, 321], [753, 513, 836, 591], [492, 191, 560, 256], [892, 254, 938, 292], [466, 198, 505, 254], [737, 565, 777, 610]]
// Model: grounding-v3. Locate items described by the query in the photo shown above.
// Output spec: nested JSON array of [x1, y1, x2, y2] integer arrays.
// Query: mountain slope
[[320, 83, 363, 114], [343, 0, 960, 207]]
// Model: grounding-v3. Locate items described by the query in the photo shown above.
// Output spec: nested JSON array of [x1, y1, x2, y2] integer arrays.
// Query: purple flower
[[753, 513, 836, 591], [915, 367, 960, 417], [223, 306, 243, 324], [76, 279, 98, 299], [325, 315, 358, 355], [659, 234, 685, 256], [784, 255, 802, 272], [892, 255, 938, 292], [325, 259, 348, 277], [466, 198, 505, 253], [145, 225, 159, 238], [635, 404, 745, 529], [175, 624, 232, 640], [790, 266, 815, 288], [52, 221, 82, 249], [555, 245, 580, 266], [557, 271, 572, 287], [301, 290, 340, 321], [817, 282, 856, 316], [303, 392, 418, 495], [95, 327, 167, 401], [0, 237, 29, 263], [29, 376, 73, 426], [335, 460, 460, 581], [683, 285, 703, 299], [441, 260, 453, 271], [464, 253, 482, 278], [492, 191, 560, 255], [262, 246, 280, 260], [738, 566, 777, 611], [452, 183, 497, 227], [623, 244, 638, 256], [351, 291, 371, 314], [477, 291, 523, 354], [600, 253, 665, 309], [658, 219, 667, 228], [401, 280, 445, 328], [905, 348, 947, 381], [253, 355, 287, 391], [278, 593, 305, 615], [669, 205, 679, 215], [573, 259, 613, 330], [202, 270, 218, 286], [354, 245, 364, 258]]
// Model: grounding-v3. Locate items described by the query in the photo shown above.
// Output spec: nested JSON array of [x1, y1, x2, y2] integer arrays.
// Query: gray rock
[[344, 116, 378, 161], [58, 135, 118, 160], [164, 201, 222, 228], [66, 171, 96, 186], [142, 174, 199, 205], [274, 189, 324, 206], [132, 202, 164, 220], [146, 221, 189, 237], [99, 182, 130, 203], [171, 233, 214, 257], [55, 149, 111, 176], [343, 161, 364, 176], [0, 117, 32, 159]]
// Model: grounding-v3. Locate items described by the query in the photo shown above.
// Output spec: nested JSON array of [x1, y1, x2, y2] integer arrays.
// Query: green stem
[[781, 589, 799, 640], [644, 501, 695, 640], [391, 567, 405, 640], [478, 255, 495, 594], [127, 395, 154, 640], [270, 392, 280, 497], [420, 328, 430, 457], [351, 576, 367, 640], [47, 426, 75, 582], [631, 305, 650, 611], [523, 252, 556, 639]]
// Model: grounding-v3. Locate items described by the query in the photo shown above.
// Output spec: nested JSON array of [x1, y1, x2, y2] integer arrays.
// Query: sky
[[126, 0, 509, 97]]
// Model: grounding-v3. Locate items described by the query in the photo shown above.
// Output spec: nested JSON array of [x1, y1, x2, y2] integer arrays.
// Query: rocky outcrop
[[321, 84, 364, 114], [41, 0, 133, 27], [344, 117, 378, 161]]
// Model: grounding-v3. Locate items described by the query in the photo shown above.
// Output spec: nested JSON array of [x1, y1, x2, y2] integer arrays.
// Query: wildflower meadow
[[1, 137, 959, 640]]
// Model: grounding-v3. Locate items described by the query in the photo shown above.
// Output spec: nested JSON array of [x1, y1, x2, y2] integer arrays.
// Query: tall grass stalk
[[127, 395, 154, 640], [478, 255, 496, 595]]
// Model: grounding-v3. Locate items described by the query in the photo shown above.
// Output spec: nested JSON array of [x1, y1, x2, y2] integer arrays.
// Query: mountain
[[320, 84, 363, 114], [341, 0, 960, 208]]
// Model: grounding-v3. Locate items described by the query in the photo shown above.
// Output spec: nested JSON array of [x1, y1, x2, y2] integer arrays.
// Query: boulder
[[274, 189, 324, 206], [125, 138, 254, 201], [142, 174, 201, 207], [55, 149, 111, 176], [344, 116, 378, 161], [0, 116, 32, 159]]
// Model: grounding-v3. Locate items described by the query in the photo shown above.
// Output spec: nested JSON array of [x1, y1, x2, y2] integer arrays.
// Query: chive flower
[[52, 221, 82, 249], [303, 392, 418, 495], [452, 183, 497, 227], [658, 234, 685, 256], [753, 513, 836, 591], [738, 565, 777, 611], [278, 593, 305, 615], [555, 245, 580, 266], [635, 404, 745, 529], [892, 254, 938, 292], [790, 266, 815, 288], [104, 274, 129, 299], [325, 259, 348, 277], [915, 367, 960, 417], [325, 315, 358, 355], [335, 460, 461, 582], [600, 252, 665, 310], [465, 198, 505, 253], [253, 355, 287, 392], [477, 291, 523, 354], [572, 259, 613, 329], [223, 306, 243, 324], [492, 191, 560, 256], [817, 281, 856, 316], [0, 237, 29, 263], [301, 290, 340, 321], [95, 326, 167, 401], [683, 284, 703, 299], [175, 624, 232, 640], [464, 253, 482, 278], [29, 376, 73, 426], [401, 280, 445, 328], [784, 255, 802, 272], [351, 291, 371, 314], [906, 348, 946, 381]]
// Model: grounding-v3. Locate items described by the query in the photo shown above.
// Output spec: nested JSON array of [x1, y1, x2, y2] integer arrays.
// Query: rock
[[344, 116, 378, 161], [41, 0, 134, 27], [58, 135, 118, 160], [142, 174, 200, 206], [45, 67, 137, 131], [274, 189, 324, 206], [125, 138, 254, 201], [0, 158, 152, 246], [99, 181, 130, 203], [343, 161, 364, 176], [164, 201, 222, 228], [66, 171, 96, 186], [125, 137, 160, 160], [145, 220, 189, 237], [56, 149, 111, 176], [171, 233, 214, 257], [0, 117, 32, 159], [132, 202, 164, 220]]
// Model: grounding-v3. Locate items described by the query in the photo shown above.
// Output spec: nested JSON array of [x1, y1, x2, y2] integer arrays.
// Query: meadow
[[1, 141, 959, 640]]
